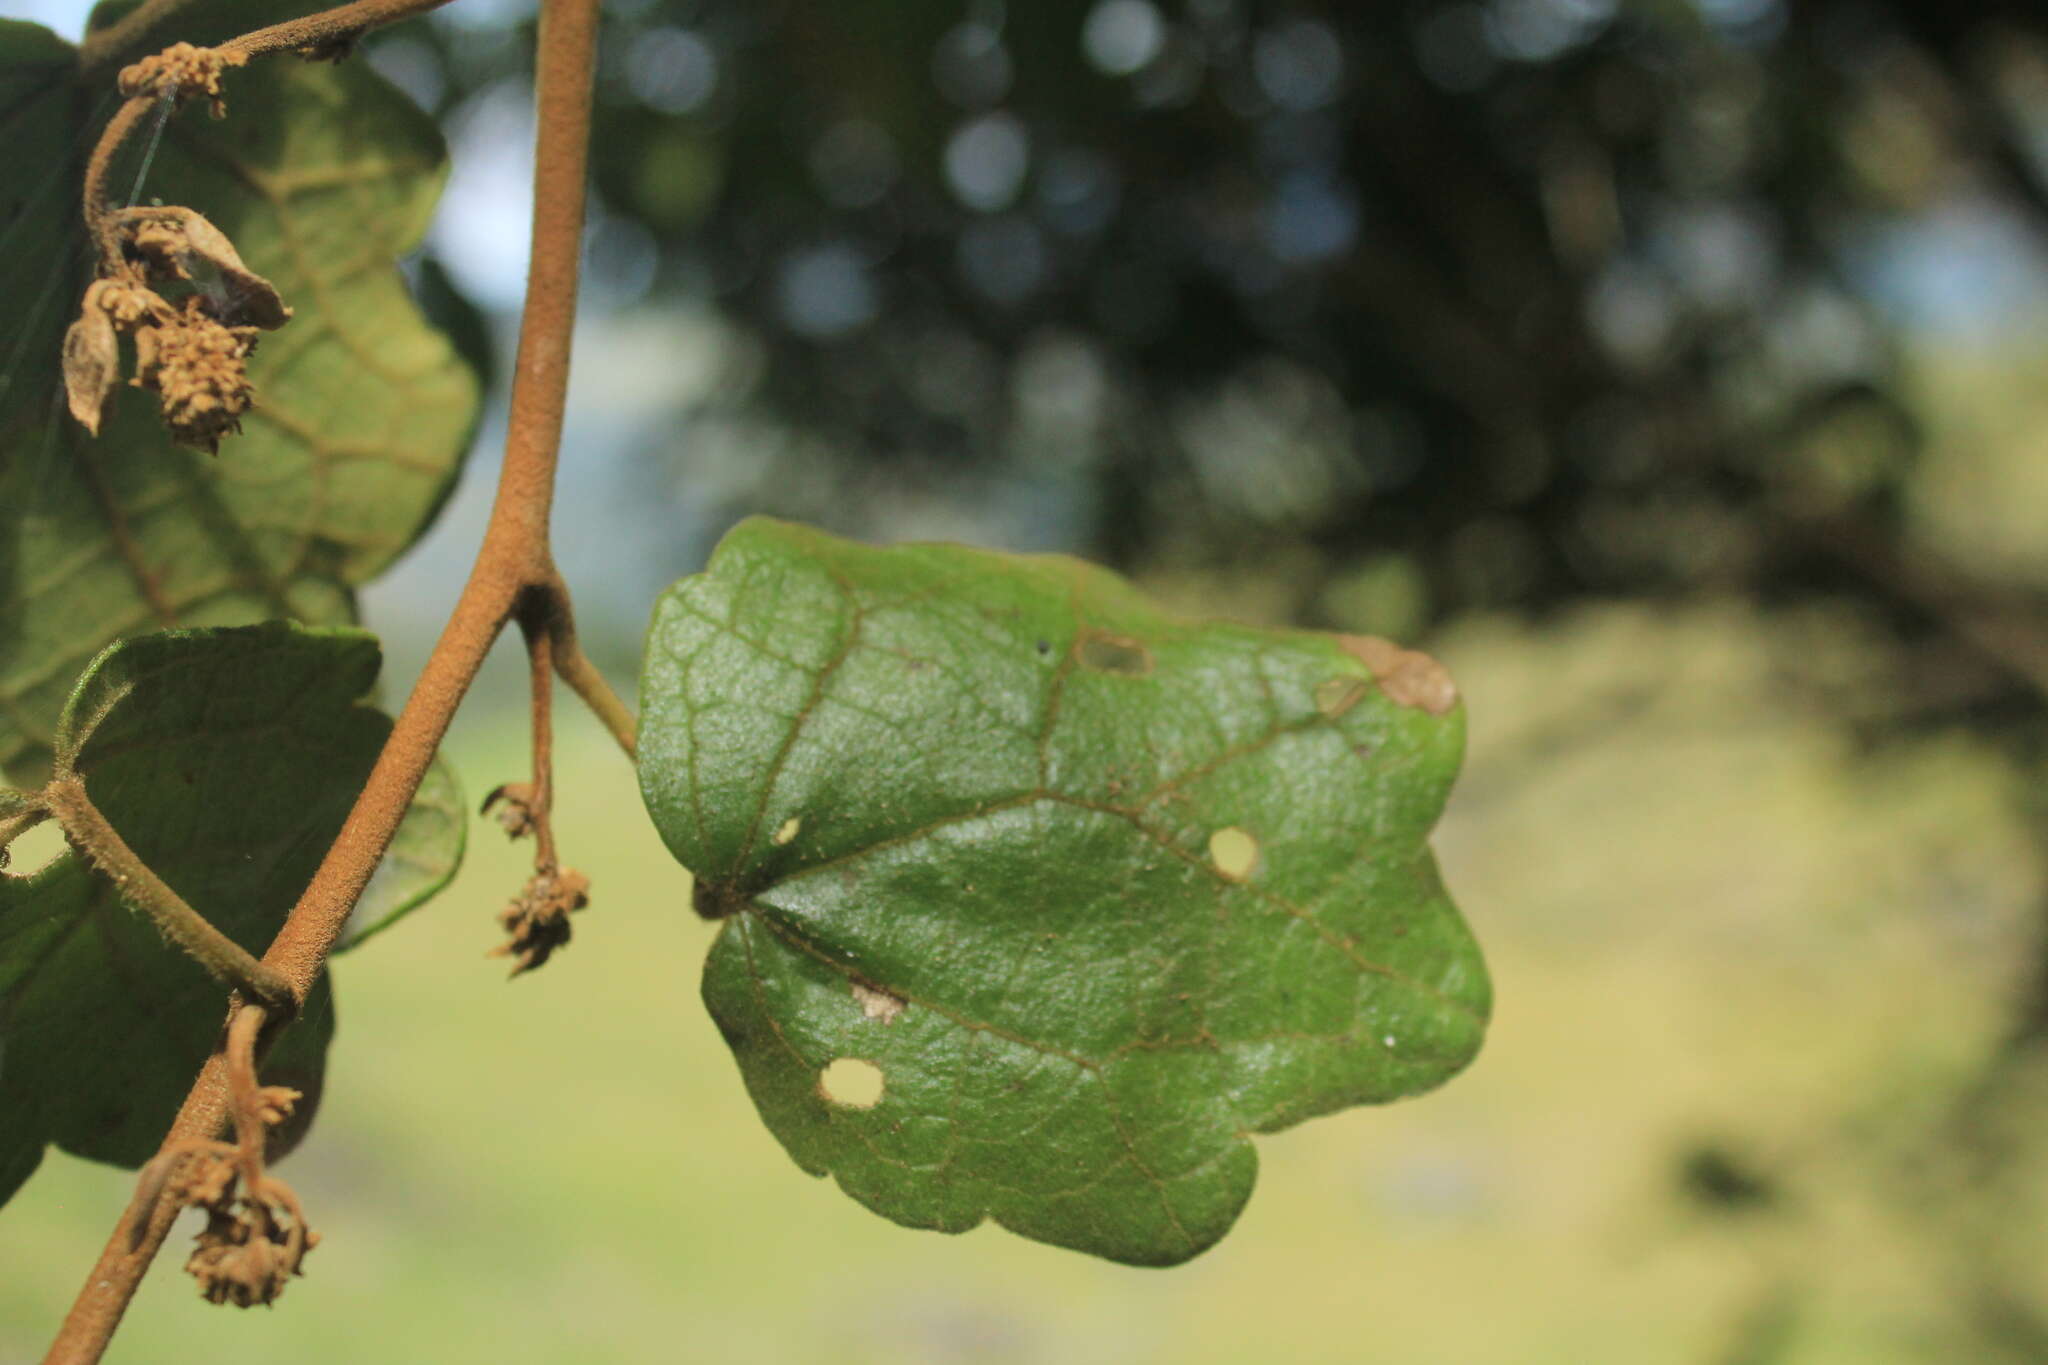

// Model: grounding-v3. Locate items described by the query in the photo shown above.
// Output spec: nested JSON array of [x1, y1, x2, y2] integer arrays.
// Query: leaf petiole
[[37, 778, 296, 1016]]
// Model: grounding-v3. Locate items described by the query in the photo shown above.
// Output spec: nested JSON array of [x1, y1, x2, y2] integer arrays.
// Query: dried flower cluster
[[492, 867, 591, 976], [63, 207, 291, 452], [185, 1180, 319, 1308], [116, 42, 248, 117], [133, 1082, 318, 1308]]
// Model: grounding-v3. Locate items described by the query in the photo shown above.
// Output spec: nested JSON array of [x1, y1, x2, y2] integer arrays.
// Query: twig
[[518, 594, 560, 872], [549, 600, 638, 760], [218, 0, 459, 62], [41, 0, 601, 1356]]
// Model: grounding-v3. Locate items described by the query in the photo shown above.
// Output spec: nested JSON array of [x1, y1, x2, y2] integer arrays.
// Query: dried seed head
[[136, 300, 261, 454], [491, 868, 591, 976], [186, 1202, 316, 1308], [118, 42, 248, 117]]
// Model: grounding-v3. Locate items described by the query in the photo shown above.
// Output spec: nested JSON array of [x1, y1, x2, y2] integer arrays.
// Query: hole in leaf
[[1077, 632, 1152, 676], [2, 820, 65, 877], [1314, 676, 1369, 719], [772, 816, 801, 846], [1208, 827, 1259, 882], [819, 1057, 885, 1108]]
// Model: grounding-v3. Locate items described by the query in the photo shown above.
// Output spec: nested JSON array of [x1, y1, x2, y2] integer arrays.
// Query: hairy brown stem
[[518, 598, 560, 871], [80, 96, 154, 271], [39, 778, 295, 1014], [550, 610, 638, 760], [222, 1004, 269, 1185], [42, 0, 602, 1357], [219, 0, 457, 62]]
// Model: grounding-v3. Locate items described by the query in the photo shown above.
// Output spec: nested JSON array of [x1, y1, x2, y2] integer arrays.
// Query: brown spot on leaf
[[1337, 634, 1459, 716], [851, 982, 906, 1023], [1078, 631, 1152, 676]]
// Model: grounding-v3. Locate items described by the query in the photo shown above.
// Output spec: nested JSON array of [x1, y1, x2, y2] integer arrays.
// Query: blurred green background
[[10, 0, 2048, 1359]]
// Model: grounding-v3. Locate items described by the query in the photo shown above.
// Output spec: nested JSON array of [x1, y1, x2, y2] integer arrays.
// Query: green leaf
[[638, 518, 1490, 1266], [338, 753, 464, 953], [0, 10, 478, 782], [0, 622, 456, 1207]]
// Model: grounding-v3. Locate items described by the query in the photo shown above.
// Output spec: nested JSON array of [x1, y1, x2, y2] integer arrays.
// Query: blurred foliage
[[374, 0, 2044, 604]]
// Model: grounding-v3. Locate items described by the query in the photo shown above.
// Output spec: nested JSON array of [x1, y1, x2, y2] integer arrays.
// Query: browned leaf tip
[[117, 42, 249, 117], [1336, 634, 1460, 716], [491, 868, 590, 976]]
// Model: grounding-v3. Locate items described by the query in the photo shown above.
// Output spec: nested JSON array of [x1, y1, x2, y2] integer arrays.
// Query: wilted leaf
[[0, 4, 477, 781], [638, 518, 1489, 1266], [116, 205, 292, 330], [60, 303, 119, 435], [0, 622, 460, 1206]]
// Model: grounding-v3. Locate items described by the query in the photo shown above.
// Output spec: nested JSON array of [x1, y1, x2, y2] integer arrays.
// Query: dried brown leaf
[[116, 207, 291, 329], [61, 304, 119, 435]]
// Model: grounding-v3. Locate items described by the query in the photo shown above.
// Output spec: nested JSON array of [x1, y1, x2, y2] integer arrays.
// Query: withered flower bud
[[118, 42, 248, 117], [136, 299, 262, 454], [491, 868, 592, 976], [116, 206, 291, 329], [481, 782, 539, 839]]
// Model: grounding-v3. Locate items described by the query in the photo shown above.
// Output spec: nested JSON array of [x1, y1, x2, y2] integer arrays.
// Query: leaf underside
[[0, 623, 453, 1207], [0, 5, 477, 783], [638, 518, 1490, 1266]]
